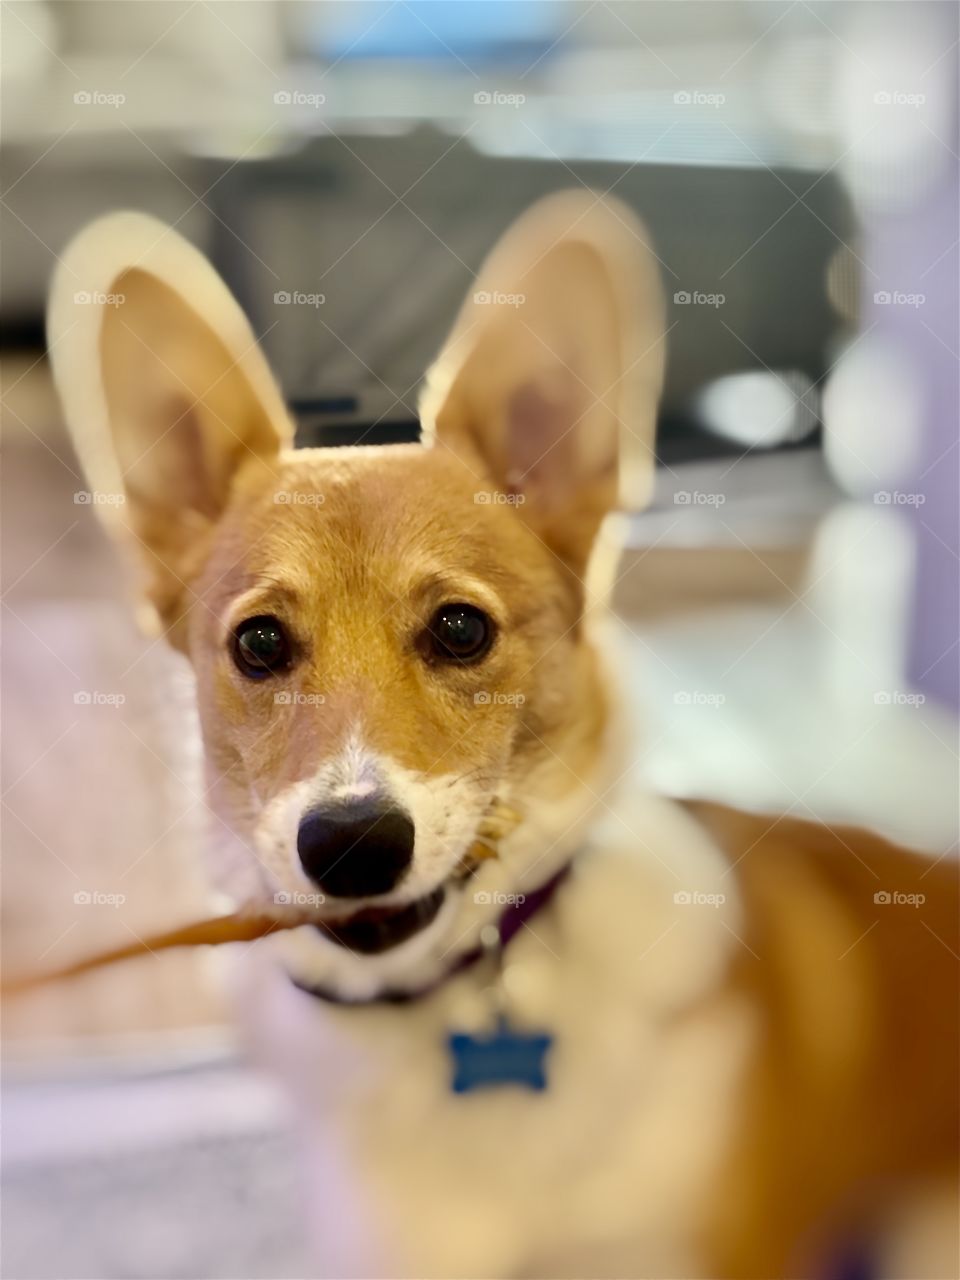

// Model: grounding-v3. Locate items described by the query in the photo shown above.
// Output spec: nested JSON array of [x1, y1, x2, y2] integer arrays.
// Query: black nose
[[297, 800, 415, 898]]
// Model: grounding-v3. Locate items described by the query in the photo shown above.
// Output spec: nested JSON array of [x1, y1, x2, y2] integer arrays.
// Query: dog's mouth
[[315, 886, 446, 955], [295, 801, 518, 957]]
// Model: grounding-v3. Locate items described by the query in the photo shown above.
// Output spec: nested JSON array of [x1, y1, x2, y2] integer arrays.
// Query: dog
[[48, 193, 958, 1279]]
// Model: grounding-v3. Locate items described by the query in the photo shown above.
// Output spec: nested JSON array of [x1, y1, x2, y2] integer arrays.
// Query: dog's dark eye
[[425, 604, 494, 664], [232, 616, 292, 679]]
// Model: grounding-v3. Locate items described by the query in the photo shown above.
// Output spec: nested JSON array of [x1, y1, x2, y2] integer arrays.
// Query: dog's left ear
[[421, 191, 664, 577]]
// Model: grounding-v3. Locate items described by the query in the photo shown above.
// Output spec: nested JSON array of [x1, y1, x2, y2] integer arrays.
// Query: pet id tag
[[448, 1016, 552, 1093], [447, 923, 554, 1094]]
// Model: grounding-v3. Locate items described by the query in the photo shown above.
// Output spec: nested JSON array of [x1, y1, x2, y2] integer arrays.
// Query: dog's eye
[[232, 615, 292, 679], [425, 604, 494, 664]]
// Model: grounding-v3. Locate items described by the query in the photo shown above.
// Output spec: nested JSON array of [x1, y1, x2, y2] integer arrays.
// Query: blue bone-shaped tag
[[448, 1016, 552, 1093]]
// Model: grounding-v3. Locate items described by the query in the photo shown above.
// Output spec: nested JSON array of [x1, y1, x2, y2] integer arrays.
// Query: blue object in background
[[314, 1, 563, 64]]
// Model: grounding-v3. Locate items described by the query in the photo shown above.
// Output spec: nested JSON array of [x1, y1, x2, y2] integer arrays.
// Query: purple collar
[[293, 864, 572, 1007]]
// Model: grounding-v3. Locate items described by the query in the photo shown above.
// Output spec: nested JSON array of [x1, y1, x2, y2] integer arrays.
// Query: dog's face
[[194, 445, 595, 917], [49, 193, 663, 989]]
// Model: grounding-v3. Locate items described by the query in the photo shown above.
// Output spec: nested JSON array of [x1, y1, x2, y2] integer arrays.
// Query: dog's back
[[690, 802, 960, 1278]]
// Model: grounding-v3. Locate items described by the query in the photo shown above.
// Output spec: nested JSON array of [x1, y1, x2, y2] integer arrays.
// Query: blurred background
[[2, 2, 957, 1276]]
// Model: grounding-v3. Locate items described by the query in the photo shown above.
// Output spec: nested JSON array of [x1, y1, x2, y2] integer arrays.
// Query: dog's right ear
[[47, 213, 294, 645]]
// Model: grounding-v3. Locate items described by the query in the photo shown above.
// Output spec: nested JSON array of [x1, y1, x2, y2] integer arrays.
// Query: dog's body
[[48, 193, 958, 1278], [242, 788, 749, 1280], [240, 794, 958, 1280]]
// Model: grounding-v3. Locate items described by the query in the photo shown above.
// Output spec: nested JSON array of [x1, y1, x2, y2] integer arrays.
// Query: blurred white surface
[[622, 469, 957, 853]]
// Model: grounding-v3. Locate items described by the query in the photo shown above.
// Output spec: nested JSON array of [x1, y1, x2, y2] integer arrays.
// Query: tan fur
[[687, 803, 960, 1279], [47, 196, 957, 1278], [193, 445, 597, 790]]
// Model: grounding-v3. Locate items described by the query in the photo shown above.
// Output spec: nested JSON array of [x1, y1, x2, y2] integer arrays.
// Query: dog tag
[[448, 1016, 552, 1093]]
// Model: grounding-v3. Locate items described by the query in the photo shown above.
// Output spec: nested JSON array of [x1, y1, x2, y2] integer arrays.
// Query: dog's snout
[[297, 800, 415, 898]]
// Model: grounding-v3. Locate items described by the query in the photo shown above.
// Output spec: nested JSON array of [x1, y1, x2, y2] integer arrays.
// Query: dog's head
[[48, 193, 664, 998]]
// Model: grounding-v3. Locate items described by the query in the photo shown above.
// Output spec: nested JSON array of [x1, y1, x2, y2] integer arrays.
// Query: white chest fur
[[237, 795, 755, 1279]]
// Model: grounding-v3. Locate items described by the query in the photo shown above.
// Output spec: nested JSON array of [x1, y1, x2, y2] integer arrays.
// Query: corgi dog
[[48, 193, 958, 1280]]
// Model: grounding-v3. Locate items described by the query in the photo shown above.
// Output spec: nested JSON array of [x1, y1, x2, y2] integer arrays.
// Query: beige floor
[[2, 354, 806, 1054]]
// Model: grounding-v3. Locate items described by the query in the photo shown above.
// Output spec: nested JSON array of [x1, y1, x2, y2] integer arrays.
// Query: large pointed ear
[[47, 212, 294, 644], [420, 191, 664, 579]]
